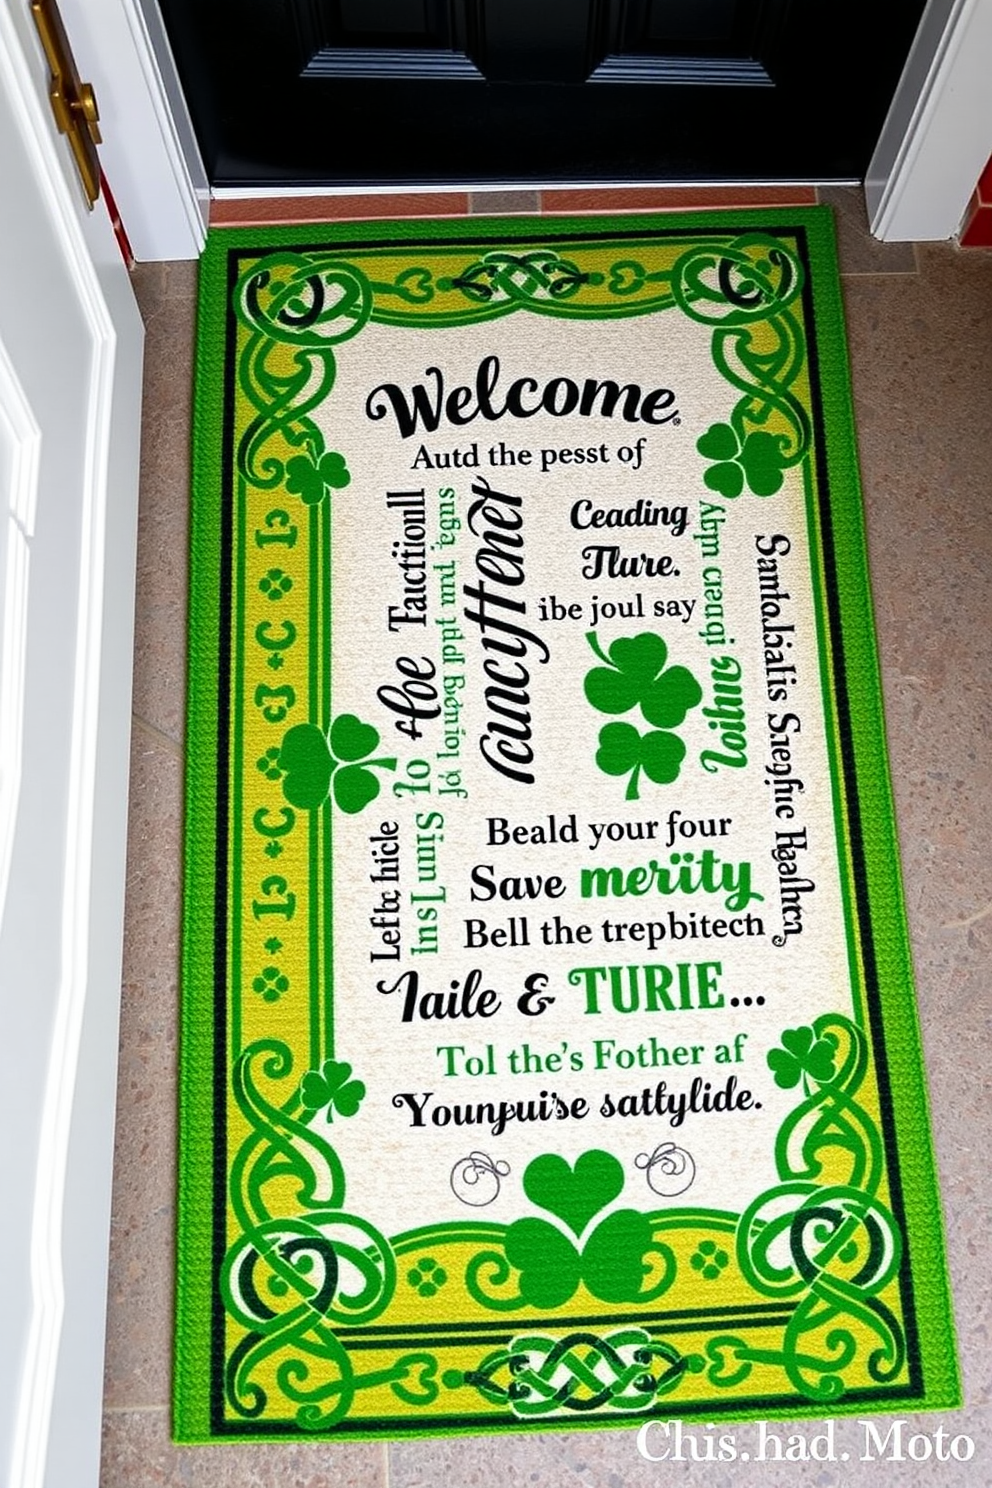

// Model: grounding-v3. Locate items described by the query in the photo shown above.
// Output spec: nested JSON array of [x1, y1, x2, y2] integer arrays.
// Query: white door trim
[[1, 1, 143, 1483], [59, 0, 209, 262], [867, 0, 992, 241]]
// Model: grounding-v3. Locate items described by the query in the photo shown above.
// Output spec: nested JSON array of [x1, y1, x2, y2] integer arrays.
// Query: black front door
[[161, 1, 925, 188]]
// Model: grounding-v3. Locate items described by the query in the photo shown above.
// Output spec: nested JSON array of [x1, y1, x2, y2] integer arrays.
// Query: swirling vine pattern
[[221, 1041, 395, 1425]]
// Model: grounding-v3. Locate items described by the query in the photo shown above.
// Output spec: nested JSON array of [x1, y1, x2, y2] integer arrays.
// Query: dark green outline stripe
[[176, 207, 960, 1444]]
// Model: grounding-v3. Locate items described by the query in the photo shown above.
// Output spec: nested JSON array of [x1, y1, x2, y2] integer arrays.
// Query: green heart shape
[[639, 664, 703, 729], [639, 729, 687, 785], [523, 1150, 625, 1237], [703, 461, 745, 499], [739, 431, 785, 496], [317, 451, 351, 491], [584, 665, 641, 714], [330, 713, 380, 763], [608, 632, 669, 684], [581, 1209, 654, 1304], [504, 1217, 581, 1308], [697, 422, 739, 461], [332, 762, 382, 815], [595, 721, 642, 777], [278, 724, 333, 809], [780, 1026, 814, 1060]]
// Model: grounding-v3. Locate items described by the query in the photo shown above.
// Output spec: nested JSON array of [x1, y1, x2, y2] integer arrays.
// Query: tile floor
[[101, 189, 992, 1486]]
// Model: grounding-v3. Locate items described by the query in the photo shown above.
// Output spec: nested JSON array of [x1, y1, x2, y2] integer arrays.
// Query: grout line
[[382, 1438, 393, 1488], [131, 712, 184, 758], [839, 268, 922, 279], [103, 1404, 169, 1416]]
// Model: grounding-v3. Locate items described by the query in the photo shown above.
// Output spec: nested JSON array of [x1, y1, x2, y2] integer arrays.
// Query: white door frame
[[68, 0, 992, 258], [0, 3, 143, 1485], [866, 0, 992, 241]]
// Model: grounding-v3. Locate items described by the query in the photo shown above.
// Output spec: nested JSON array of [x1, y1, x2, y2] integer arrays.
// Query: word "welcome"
[[366, 356, 679, 438]]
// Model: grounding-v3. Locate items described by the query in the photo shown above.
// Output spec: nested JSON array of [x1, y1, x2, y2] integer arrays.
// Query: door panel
[[160, 0, 926, 186]]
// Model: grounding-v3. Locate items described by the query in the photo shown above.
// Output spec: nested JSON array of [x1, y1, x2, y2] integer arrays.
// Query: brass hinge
[[30, 0, 102, 208]]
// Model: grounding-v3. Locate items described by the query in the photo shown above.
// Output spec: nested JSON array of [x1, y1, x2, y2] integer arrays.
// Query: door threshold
[[211, 179, 857, 200], [209, 182, 845, 229]]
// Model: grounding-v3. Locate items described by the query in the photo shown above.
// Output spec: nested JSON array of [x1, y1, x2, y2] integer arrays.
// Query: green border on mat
[[175, 205, 960, 1442]]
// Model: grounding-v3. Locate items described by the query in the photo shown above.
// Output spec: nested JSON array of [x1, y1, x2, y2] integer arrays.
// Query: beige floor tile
[[820, 185, 919, 275], [104, 728, 182, 1409], [129, 263, 198, 746], [100, 1409, 388, 1488], [390, 1406, 992, 1487]]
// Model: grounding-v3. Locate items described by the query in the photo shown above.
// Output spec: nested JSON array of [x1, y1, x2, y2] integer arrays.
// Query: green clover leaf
[[596, 721, 687, 800], [696, 422, 739, 462], [704, 458, 745, 499], [738, 431, 786, 496], [505, 1217, 582, 1309], [523, 1150, 624, 1237], [766, 1026, 839, 1089], [580, 1209, 654, 1304], [584, 632, 703, 727], [332, 762, 387, 814], [285, 449, 351, 506], [329, 712, 381, 762], [697, 421, 787, 498], [278, 714, 396, 814], [505, 1151, 655, 1309], [278, 723, 334, 809], [299, 1058, 366, 1119], [504, 1213, 654, 1311]]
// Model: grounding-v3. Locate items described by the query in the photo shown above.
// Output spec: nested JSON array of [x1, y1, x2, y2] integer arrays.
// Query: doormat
[[176, 208, 959, 1442]]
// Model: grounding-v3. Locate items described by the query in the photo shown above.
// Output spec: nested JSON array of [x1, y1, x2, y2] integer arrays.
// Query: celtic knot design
[[458, 1329, 702, 1416], [233, 252, 371, 492], [673, 233, 811, 491], [440, 250, 600, 307], [716, 1013, 907, 1402], [221, 1041, 396, 1425], [672, 233, 802, 327]]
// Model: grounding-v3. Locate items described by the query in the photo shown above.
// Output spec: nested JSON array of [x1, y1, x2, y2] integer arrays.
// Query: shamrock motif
[[285, 449, 351, 506], [256, 746, 283, 781], [503, 1150, 655, 1310], [584, 632, 702, 728], [252, 965, 289, 1003], [407, 1257, 448, 1298], [697, 422, 788, 498], [258, 567, 293, 600], [277, 713, 397, 814], [595, 721, 687, 800], [766, 1026, 839, 1090], [690, 1239, 730, 1280], [299, 1058, 366, 1119]]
